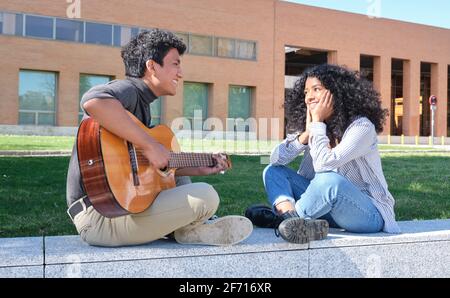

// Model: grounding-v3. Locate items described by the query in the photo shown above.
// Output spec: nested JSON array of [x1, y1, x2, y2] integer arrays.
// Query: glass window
[[189, 35, 212, 56], [19, 70, 57, 126], [175, 32, 189, 49], [15, 13, 23, 36], [113, 25, 139, 47], [0, 13, 23, 36], [150, 97, 162, 126], [18, 112, 35, 125], [139, 28, 153, 33], [85, 22, 112, 46], [25, 15, 53, 39], [79, 74, 113, 122], [56, 18, 83, 42], [236, 40, 256, 60], [216, 37, 235, 58], [228, 86, 252, 119], [183, 82, 208, 127]]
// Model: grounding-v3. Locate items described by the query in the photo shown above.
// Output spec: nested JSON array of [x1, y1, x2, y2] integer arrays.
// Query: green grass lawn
[[0, 134, 439, 152], [0, 153, 449, 238]]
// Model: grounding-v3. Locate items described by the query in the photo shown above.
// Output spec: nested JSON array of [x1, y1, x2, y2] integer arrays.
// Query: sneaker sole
[[278, 218, 329, 244], [174, 215, 253, 246]]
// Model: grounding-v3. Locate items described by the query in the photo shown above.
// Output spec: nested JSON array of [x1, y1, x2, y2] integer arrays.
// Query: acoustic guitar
[[77, 112, 231, 218]]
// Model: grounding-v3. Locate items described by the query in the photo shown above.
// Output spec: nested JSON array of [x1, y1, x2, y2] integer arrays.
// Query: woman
[[260, 64, 401, 244]]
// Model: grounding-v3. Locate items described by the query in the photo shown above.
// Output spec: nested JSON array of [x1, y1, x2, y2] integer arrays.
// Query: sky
[[286, 0, 450, 29]]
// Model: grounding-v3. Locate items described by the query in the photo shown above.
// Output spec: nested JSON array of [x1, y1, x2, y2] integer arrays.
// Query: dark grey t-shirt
[[66, 77, 157, 206]]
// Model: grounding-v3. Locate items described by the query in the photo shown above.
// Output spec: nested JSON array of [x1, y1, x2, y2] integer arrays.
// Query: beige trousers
[[72, 182, 219, 247]]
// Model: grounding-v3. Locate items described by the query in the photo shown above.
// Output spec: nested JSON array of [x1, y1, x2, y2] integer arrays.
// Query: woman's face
[[304, 77, 328, 111]]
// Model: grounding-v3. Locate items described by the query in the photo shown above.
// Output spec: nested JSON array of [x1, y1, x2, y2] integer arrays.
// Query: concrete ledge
[[0, 237, 44, 278], [0, 220, 449, 277], [0, 266, 43, 278], [44, 229, 309, 278], [308, 220, 450, 277], [0, 125, 77, 136]]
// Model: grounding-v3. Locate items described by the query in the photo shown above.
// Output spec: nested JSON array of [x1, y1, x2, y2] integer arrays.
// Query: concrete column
[[373, 56, 392, 135], [58, 71, 79, 126], [209, 83, 228, 125], [327, 51, 337, 64], [402, 60, 421, 136], [328, 50, 359, 72], [273, 41, 286, 140], [430, 63, 448, 137]]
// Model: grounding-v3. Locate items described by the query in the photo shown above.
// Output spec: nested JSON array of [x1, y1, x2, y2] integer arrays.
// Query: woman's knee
[[262, 164, 288, 181], [311, 172, 345, 189], [300, 172, 346, 207]]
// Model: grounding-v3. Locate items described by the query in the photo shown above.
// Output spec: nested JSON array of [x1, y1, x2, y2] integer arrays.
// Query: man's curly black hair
[[285, 64, 388, 142], [121, 29, 186, 78]]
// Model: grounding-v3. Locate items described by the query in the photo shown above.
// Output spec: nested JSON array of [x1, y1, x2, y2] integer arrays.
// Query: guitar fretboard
[[168, 152, 215, 168], [136, 151, 218, 168]]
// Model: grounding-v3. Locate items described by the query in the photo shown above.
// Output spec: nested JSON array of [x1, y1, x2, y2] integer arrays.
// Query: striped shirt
[[270, 117, 401, 233]]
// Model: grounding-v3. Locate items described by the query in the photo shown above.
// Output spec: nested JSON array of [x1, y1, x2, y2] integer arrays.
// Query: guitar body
[[77, 113, 180, 218]]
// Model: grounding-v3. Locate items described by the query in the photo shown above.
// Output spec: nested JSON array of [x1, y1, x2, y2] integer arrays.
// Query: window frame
[[183, 82, 210, 129], [84, 21, 113, 46], [18, 69, 58, 126], [55, 17, 84, 42], [189, 34, 214, 57], [24, 14, 54, 40]]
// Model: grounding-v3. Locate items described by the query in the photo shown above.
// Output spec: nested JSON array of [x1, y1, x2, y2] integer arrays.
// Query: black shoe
[[276, 217, 329, 244], [244, 204, 281, 228]]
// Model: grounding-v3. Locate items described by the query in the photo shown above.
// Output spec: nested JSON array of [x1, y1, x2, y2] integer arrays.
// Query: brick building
[[0, 0, 449, 139]]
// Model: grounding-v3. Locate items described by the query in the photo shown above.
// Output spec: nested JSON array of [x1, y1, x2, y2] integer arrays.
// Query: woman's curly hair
[[121, 29, 186, 78], [285, 64, 388, 142]]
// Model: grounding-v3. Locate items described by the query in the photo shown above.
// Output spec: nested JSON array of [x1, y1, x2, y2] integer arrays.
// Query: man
[[66, 29, 253, 247]]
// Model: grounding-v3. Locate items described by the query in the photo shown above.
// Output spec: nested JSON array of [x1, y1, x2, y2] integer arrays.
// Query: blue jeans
[[262, 165, 384, 233]]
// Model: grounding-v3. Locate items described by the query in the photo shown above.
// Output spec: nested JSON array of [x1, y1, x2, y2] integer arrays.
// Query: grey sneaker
[[277, 218, 329, 244], [174, 215, 253, 246]]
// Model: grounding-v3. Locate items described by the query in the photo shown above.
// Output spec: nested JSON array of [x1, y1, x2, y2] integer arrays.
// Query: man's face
[[150, 48, 183, 96]]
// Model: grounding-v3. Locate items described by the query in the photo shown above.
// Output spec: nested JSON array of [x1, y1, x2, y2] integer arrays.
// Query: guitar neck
[[136, 151, 218, 168], [168, 152, 216, 168]]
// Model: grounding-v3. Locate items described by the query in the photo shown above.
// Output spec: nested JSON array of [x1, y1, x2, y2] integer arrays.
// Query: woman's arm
[[270, 135, 308, 166], [271, 106, 311, 166]]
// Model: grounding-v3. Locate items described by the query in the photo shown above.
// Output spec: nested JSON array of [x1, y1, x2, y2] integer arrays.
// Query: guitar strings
[[134, 151, 217, 168]]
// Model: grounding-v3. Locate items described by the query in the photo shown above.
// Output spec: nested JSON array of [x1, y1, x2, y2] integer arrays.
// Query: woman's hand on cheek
[[311, 90, 333, 122]]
